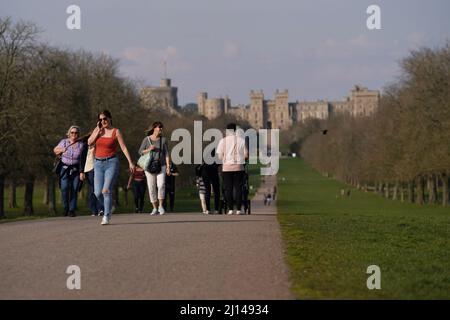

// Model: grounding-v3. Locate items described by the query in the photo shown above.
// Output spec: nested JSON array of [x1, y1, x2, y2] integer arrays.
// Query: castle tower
[[250, 90, 265, 129], [140, 78, 179, 115], [197, 92, 207, 116], [273, 89, 290, 129]]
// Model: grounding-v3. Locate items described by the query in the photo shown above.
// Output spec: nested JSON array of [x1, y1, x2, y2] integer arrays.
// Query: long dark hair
[[147, 121, 164, 136], [98, 110, 113, 125]]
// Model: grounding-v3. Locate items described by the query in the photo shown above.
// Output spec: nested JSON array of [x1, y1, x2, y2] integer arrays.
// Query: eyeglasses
[[99, 117, 108, 121], [70, 131, 79, 135]]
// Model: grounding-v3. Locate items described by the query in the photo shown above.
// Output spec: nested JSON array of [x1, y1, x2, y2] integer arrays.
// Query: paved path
[[0, 175, 292, 299]]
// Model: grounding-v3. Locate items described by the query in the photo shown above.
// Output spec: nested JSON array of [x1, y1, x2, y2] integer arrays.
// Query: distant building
[[198, 85, 380, 129], [140, 78, 179, 116]]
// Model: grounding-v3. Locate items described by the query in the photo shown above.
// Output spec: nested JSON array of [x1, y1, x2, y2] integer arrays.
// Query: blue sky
[[1, 0, 449, 104]]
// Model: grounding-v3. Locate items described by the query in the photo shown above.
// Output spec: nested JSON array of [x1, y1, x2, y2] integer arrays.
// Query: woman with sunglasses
[[53, 125, 86, 217], [88, 110, 135, 225], [138, 121, 171, 215]]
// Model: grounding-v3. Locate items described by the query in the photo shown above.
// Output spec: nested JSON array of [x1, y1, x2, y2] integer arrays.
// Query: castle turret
[[197, 92, 207, 116]]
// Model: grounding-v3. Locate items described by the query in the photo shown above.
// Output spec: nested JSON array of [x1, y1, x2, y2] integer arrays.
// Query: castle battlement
[[198, 86, 380, 129]]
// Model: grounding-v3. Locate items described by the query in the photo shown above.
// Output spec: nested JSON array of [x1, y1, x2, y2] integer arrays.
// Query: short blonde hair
[[66, 125, 80, 137]]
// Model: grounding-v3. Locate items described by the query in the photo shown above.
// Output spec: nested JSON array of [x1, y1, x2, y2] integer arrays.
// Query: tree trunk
[[8, 179, 17, 208], [416, 176, 425, 205], [392, 181, 399, 200], [384, 182, 390, 198], [123, 187, 128, 207], [0, 174, 5, 218], [114, 184, 120, 207], [428, 174, 437, 204], [43, 179, 49, 205], [376, 181, 382, 195], [441, 173, 449, 207], [47, 175, 56, 214], [400, 182, 405, 202], [23, 175, 35, 215], [408, 180, 415, 203]]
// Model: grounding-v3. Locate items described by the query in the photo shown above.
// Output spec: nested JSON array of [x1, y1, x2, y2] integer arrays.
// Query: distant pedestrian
[[163, 163, 179, 212], [87, 110, 135, 225], [138, 121, 171, 215], [204, 149, 221, 214], [195, 164, 208, 214], [265, 193, 272, 206], [216, 123, 248, 215], [127, 165, 147, 213], [53, 125, 86, 217]]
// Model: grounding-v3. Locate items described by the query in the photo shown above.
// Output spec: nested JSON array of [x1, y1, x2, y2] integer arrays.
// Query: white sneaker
[[214, 210, 219, 214], [236, 210, 241, 215], [158, 206, 165, 215], [101, 216, 109, 225], [227, 210, 233, 215], [204, 210, 210, 215], [150, 208, 158, 215]]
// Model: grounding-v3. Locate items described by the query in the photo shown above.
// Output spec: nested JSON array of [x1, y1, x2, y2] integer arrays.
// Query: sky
[[1, 0, 449, 105]]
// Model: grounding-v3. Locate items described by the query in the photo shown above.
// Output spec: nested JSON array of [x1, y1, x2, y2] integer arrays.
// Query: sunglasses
[[99, 117, 108, 121], [156, 125, 163, 129], [70, 131, 79, 135]]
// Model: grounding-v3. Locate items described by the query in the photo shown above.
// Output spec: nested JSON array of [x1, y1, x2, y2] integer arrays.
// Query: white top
[[216, 133, 248, 172]]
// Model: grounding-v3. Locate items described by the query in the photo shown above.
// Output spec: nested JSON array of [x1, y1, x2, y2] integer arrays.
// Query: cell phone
[[97, 121, 102, 129]]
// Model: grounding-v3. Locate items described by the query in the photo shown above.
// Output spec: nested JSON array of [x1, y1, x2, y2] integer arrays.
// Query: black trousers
[[132, 180, 146, 212], [163, 190, 175, 211], [222, 171, 244, 211]]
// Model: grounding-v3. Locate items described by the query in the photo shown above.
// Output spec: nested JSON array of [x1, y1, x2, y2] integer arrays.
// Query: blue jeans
[[94, 156, 119, 217], [87, 170, 104, 214], [60, 165, 80, 213]]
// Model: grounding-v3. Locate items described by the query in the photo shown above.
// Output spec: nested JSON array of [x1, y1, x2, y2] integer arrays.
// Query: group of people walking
[[53, 111, 249, 225]]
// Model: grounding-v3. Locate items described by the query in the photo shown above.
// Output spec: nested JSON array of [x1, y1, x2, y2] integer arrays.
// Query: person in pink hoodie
[[216, 123, 249, 215]]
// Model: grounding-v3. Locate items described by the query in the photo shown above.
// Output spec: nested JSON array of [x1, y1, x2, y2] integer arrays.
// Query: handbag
[[84, 145, 95, 173], [147, 138, 162, 174], [52, 139, 68, 175], [52, 156, 63, 175], [137, 137, 151, 169]]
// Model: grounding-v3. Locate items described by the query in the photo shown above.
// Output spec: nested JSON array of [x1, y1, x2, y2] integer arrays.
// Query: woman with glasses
[[138, 121, 171, 215], [53, 125, 86, 217], [88, 110, 135, 225]]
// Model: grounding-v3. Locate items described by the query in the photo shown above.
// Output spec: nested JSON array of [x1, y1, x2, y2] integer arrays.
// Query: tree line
[[0, 17, 241, 217], [296, 43, 450, 206]]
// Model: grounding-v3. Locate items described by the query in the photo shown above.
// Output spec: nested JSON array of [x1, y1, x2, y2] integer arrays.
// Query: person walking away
[[216, 123, 249, 215], [204, 149, 221, 214], [195, 164, 208, 214]]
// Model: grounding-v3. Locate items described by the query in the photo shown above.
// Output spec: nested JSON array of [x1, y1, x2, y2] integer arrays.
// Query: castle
[[198, 85, 380, 129], [140, 78, 380, 130]]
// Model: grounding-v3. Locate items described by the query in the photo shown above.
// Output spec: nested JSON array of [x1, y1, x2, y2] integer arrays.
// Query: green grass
[[1, 164, 262, 223], [277, 158, 450, 299]]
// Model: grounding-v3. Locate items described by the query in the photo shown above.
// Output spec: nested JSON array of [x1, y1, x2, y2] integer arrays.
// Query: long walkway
[[0, 175, 292, 299]]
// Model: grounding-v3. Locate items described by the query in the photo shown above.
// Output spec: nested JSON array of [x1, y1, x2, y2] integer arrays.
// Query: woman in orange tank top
[[88, 110, 135, 225]]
